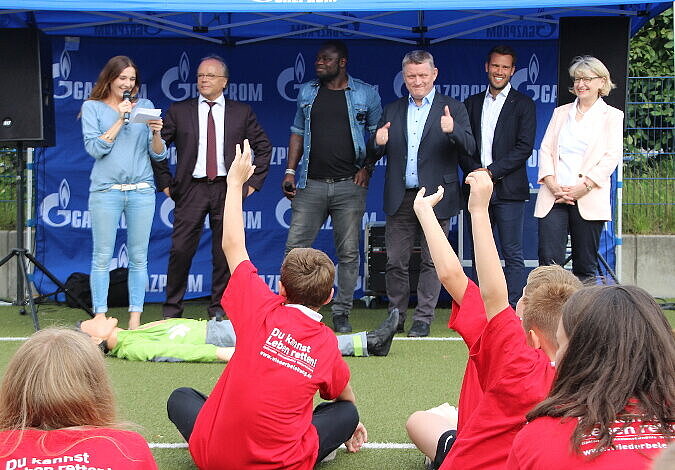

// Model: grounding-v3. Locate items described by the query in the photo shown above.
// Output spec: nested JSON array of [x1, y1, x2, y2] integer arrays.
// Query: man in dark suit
[[153, 55, 271, 319], [368, 50, 475, 337], [463, 45, 536, 307]]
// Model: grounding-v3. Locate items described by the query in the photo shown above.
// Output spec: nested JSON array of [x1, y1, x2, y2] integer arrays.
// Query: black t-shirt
[[308, 87, 357, 179]]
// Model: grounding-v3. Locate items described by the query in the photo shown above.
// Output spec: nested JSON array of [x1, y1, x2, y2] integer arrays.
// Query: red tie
[[206, 101, 217, 180]]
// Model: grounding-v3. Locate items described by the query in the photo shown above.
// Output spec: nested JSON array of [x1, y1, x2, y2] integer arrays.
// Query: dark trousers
[[466, 197, 525, 307], [385, 190, 450, 324], [167, 387, 359, 464], [538, 203, 604, 282], [163, 178, 230, 318]]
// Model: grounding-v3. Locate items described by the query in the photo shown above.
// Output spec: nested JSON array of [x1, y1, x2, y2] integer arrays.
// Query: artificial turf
[[1, 299, 673, 469]]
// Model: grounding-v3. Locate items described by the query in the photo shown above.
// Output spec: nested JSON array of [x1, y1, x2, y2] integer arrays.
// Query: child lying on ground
[[78, 309, 398, 362]]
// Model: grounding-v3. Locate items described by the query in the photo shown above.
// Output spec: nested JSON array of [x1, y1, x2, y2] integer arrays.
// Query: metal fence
[[0, 148, 18, 231], [623, 76, 675, 234]]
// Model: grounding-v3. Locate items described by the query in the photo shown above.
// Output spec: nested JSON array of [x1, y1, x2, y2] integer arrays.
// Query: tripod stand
[[0, 144, 92, 331]]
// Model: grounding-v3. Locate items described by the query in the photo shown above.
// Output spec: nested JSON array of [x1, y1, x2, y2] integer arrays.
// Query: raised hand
[[466, 170, 493, 214], [413, 186, 444, 214], [227, 139, 255, 188], [440, 105, 454, 133], [375, 121, 391, 146]]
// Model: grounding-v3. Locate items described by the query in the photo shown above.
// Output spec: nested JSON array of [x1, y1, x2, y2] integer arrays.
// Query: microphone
[[123, 90, 131, 125]]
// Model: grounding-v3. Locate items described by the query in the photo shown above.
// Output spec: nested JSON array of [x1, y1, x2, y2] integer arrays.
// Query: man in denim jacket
[[282, 40, 382, 334]]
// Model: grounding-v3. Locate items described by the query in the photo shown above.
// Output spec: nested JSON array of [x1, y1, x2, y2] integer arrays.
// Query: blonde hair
[[280, 248, 334, 308], [0, 328, 117, 431], [568, 55, 616, 97], [521, 265, 583, 345]]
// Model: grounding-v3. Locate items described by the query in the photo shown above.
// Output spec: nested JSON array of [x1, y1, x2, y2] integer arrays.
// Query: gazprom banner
[[34, 36, 606, 304]]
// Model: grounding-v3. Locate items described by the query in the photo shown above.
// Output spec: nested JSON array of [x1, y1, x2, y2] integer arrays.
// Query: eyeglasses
[[197, 73, 226, 80], [573, 76, 601, 84]]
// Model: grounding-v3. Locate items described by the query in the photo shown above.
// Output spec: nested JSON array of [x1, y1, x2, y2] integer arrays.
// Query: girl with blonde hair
[[0, 327, 157, 469]]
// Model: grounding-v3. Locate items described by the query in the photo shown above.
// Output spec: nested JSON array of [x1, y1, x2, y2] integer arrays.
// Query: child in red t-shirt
[[406, 172, 582, 470], [166, 140, 367, 470], [507, 285, 675, 469], [0, 328, 157, 470]]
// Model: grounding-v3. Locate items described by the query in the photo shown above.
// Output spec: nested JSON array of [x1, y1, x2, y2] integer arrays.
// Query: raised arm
[[222, 139, 254, 271], [466, 171, 509, 320], [413, 186, 468, 304]]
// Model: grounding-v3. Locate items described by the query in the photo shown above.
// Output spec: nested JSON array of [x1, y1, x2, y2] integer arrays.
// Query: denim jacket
[[290, 75, 382, 188]]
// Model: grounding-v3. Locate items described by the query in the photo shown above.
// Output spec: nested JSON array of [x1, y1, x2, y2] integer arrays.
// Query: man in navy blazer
[[463, 45, 536, 307], [368, 50, 475, 337], [153, 55, 271, 319]]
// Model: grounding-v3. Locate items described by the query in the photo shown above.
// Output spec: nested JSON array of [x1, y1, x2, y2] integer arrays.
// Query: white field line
[[0, 336, 462, 343], [149, 442, 416, 450]]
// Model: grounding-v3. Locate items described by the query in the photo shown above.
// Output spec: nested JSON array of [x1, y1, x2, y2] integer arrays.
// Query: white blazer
[[534, 99, 623, 221]]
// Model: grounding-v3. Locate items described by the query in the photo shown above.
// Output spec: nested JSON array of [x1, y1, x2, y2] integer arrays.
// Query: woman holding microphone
[[534, 56, 623, 282], [81, 55, 166, 329]]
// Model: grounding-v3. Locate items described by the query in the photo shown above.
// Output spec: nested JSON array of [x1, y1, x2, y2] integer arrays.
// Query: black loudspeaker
[[0, 28, 55, 147], [558, 17, 629, 112], [364, 223, 420, 296]]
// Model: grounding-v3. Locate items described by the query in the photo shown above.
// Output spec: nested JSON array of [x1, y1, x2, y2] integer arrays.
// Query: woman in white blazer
[[534, 56, 623, 281]]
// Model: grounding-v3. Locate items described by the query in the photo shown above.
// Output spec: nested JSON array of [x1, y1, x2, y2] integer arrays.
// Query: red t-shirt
[[0, 428, 157, 470], [507, 415, 674, 469], [448, 280, 487, 431], [441, 282, 556, 470], [189, 261, 351, 470]]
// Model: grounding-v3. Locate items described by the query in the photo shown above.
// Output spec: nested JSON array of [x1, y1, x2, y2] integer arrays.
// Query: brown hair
[[521, 265, 582, 345], [0, 328, 117, 431], [280, 248, 334, 309], [88, 55, 139, 101], [527, 285, 675, 455]]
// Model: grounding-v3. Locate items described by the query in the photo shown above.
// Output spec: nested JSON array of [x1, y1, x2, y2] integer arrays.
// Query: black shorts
[[433, 429, 457, 469]]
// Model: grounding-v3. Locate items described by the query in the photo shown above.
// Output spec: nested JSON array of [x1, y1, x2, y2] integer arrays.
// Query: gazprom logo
[[277, 53, 305, 102], [60, 49, 71, 80], [40, 179, 72, 227], [511, 54, 556, 103], [529, 54, 539, 83], [40, 179, 90, 228], [159, 197, 175, 229], [53, 48, 94, 100], [393, 71, 406, 98], [162, 52, 193, 102]]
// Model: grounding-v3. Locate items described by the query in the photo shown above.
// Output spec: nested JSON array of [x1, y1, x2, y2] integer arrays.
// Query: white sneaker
[[426, 402, 458, 427]]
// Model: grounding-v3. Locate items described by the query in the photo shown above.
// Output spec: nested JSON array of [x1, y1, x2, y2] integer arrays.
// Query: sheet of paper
[[129, 107, 161, 124]]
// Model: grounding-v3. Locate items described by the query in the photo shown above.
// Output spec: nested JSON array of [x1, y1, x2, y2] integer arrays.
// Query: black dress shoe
[[332, 314, 352, 333], [408, 320, 430, 337], [366, 309, 399, 356]]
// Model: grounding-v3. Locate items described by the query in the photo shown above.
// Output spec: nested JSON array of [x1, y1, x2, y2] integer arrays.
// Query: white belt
[[109, 182, 151, 191]]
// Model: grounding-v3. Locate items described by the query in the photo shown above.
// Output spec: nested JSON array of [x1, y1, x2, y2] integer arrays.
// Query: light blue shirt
[[81, 98, 167, 192], [405, 88, 435, 189]]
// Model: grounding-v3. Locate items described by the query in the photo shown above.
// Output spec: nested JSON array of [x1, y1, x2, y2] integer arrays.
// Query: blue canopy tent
[[0, 2, 668, 44], [0, 1, 669, 304]]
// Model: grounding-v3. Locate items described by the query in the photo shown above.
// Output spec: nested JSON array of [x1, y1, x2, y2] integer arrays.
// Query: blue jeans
[[285, 178, 367, 317], [466, 197, 525, 307], [89, 188, 155, 313]]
